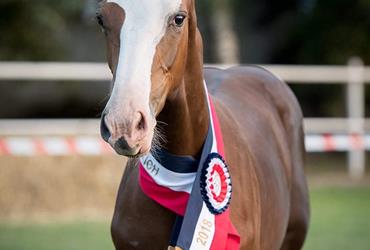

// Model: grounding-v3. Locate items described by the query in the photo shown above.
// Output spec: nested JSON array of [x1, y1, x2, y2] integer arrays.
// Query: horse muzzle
[[100, 111, 153, 157]]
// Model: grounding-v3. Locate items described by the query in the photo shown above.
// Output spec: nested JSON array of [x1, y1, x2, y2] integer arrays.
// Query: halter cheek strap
[[139, 81, 240, 250]]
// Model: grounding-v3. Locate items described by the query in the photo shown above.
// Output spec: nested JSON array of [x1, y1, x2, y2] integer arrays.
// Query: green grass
[[0, 187, 369, 250], [304, 187, 370, 250], [0, 221, 114, 250]]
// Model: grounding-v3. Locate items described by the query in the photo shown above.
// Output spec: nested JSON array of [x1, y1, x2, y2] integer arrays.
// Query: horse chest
[[111, 163, 176, 250]]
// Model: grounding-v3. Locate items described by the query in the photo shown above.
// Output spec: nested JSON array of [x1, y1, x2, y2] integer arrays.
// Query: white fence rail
[[1, 61, 370, 83], [1, 118, 370, 136], [0, 60, 369, 179]]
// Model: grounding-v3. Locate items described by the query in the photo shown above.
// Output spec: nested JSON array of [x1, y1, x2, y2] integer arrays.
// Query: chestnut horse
[[97, 0, 309, 249]]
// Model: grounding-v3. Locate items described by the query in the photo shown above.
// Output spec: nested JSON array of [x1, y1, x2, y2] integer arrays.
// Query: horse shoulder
[[207, 66, 306, 249], [207, 66, 304, 186]]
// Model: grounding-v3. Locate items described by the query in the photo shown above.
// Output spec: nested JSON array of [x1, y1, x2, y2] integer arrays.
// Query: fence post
[[347, 57, 365, 179]]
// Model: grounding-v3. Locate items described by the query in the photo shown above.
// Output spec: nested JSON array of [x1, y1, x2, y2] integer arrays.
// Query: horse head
[[98, 0, 201, 157]]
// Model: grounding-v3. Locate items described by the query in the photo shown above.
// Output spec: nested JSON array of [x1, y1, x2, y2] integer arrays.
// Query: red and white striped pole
[[1, 134, 370, 156]]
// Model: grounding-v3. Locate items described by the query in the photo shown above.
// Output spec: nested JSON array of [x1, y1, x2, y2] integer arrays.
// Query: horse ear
[[188, 0, 198, 36], [185, 0, 204, 80]]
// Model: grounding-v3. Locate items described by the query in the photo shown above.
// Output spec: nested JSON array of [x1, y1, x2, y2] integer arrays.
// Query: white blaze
[[107, 0, 182, 115]]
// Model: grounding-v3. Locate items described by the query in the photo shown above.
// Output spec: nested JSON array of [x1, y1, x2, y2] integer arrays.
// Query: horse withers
[[96, 0, 309, 249]]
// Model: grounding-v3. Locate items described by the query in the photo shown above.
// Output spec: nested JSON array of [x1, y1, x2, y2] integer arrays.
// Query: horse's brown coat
[[99, 2, 125, 74], [98, 0, 309, 249]]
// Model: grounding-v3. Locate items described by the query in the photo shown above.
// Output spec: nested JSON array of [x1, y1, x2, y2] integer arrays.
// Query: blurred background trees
[[0, 0, 369, 118], [0, 0, 104, 61], [1, 0, 368, 64]]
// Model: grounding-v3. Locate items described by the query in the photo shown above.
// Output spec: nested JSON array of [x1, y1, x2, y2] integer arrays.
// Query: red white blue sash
[[139, 82, 240, 250]]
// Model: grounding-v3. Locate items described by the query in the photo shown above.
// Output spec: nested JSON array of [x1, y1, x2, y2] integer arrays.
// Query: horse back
[[204, 66, 309, 249]]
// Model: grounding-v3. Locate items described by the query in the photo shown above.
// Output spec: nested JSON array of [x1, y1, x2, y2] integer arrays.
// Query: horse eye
[[173, 14, 186, 27], [96, 14, 104, 27]]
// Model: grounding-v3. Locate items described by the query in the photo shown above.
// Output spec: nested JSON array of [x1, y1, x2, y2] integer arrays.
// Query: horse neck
[[157, 33, 209, 158]]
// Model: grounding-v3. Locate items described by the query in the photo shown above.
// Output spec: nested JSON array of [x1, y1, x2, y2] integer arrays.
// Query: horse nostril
[[100, 114, 111, 142], [136, 112, 146, 131], [115, 137, 130, 151]]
